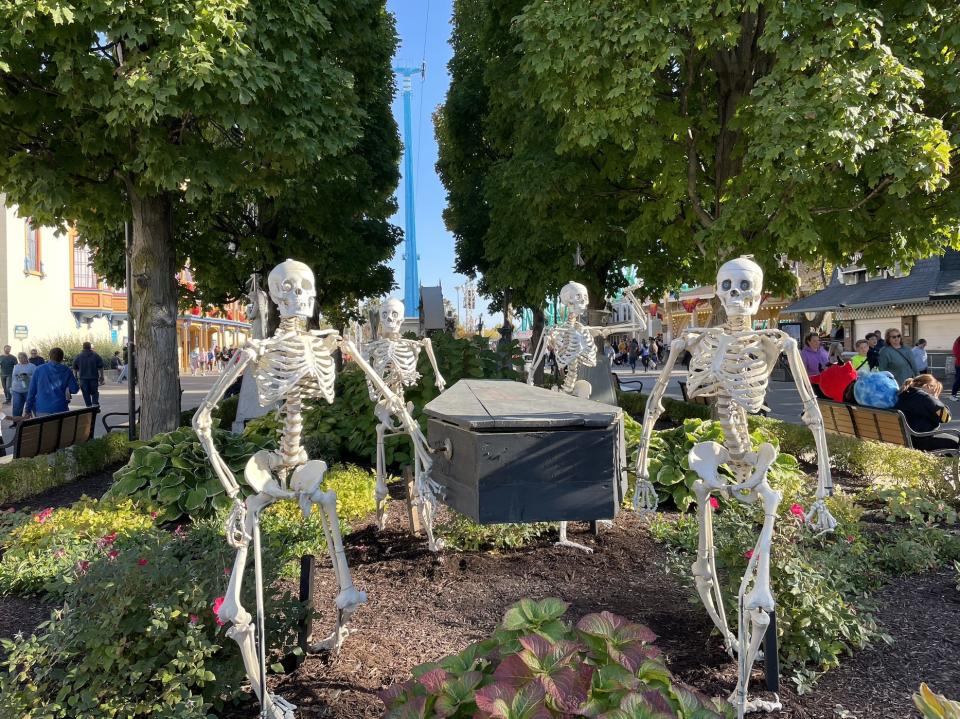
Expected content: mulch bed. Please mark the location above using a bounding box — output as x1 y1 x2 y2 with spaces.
219 507 956 719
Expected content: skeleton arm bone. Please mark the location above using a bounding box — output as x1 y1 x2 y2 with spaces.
632 336 692 511
341 338 408 418
526 325 550 385
193 347 257 500
781 335 837 532
421 337 446 391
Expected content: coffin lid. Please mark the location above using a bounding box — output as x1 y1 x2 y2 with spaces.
424 379 621 430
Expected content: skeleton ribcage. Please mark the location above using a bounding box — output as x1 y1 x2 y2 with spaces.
254 333 337 406
365 339 421 401
686 331 769 414
551 324 597 369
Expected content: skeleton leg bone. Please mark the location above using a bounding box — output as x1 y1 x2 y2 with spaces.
218 492 295 719
374 422 389 530
556 521 594 553
691 477 735 654
309 488 366 653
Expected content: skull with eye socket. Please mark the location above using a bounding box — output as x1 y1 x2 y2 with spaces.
267 259 316 319
379 298 405 335
559 281 589 315
716 256 763 318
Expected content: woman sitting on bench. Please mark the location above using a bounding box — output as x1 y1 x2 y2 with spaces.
894 374 957 451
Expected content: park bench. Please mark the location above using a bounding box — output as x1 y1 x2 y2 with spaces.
611 374 643 393
101 388 184 433
0 406 98 459
818 398 960 466
678 380 712 406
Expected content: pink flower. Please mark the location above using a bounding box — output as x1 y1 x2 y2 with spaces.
137 558 148 566
212 597 225 627
846 535 855 544
173 525 185 537
98 532 118 548
76 560 90 574
34 507 54 524
709 497 719 510
744 549 755 560
789 504 805 517
53 548 66 559
189 614 199 624
108 550 120 560
150 511 158 520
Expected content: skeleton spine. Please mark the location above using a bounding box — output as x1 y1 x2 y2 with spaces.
717 395 750 461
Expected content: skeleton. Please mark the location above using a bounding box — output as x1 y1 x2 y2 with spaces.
633 257 836 718
364 298 446 549
527 281 644 551
194 259 414 719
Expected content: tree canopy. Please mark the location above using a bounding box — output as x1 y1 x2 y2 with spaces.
0 0 400 435
439 0 959 307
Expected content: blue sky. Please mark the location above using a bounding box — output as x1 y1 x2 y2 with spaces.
385 0 492 325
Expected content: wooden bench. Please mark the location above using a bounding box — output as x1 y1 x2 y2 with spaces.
678 380 712 406
818 399 960 460
611 374 643 393
0 406 99 459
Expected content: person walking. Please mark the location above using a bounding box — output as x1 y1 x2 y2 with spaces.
27 349 45 366
640 341 650 370
0 345 16 404
24 347 79 417
877 328 918 387
10 352 35 418
800 332 829 377
911 339 929 374
850 339 870 371
206 348 216 373
72 342 105 407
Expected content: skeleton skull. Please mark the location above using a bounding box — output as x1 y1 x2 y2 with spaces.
559 281 589 315
268 259 316 319
380 298 404 335
716 257 763 318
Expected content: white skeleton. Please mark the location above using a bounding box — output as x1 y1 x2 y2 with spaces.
633 257 836 718
527 281 644 552
364 298 446 550
194 259 413 719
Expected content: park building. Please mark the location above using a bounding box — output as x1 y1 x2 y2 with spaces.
0 198 250 369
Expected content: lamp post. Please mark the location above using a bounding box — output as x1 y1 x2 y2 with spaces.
125 221 137 441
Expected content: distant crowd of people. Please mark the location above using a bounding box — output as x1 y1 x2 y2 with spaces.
800 329 960 452
188 345 238 376
603 334 666 374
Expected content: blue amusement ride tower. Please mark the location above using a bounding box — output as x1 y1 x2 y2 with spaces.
394 63 423 319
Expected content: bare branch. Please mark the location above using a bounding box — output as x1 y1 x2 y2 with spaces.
812 177 894 215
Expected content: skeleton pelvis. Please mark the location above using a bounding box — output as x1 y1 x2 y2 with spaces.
245 450 281 493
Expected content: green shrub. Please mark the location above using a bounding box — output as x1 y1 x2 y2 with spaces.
0 525 305 719
380 597 732 718
180 394 239 429
0 498 156 599
106 425 274 522
32 332 121 368
0 432 130 505
438 511 554 551
616 391 712 423
866 486 959 526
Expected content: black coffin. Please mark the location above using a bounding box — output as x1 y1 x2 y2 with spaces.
424 379 624 524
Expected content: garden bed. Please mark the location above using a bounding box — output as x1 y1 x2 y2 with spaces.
213 507 959 719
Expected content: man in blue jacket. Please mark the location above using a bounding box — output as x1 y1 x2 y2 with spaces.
25 347 79 417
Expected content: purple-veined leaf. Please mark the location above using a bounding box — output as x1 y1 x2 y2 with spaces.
540 665 591 713
418 667 450 695
494 653 535 687
510 682 552 719
519 634 554 659
476 682 516 718
379 679 415 704
388 695 429 719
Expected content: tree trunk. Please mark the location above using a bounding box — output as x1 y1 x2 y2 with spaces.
129 189 181 439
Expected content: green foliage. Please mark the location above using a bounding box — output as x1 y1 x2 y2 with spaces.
380 598 732 718
179 394 238 429
31 333 121 368
106 425 274 522
0 498 156 600
438 512 553 552
915 684 960 719
0 523 305 719
0 432 130 505
867 486 959 526
245 334 521 473
617 391 711 424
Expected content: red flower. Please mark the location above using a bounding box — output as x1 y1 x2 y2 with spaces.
212 596 226 626
744 549 755 560
34 507 54 524
76 560 90 574
846 535 855 544
98 532 118 548
789 503 805 517
224 567 231 576
137 558 148 566
189 614 200 624
173 525 185 537
709 497 719 510
150 511 158 520
108 550 120 560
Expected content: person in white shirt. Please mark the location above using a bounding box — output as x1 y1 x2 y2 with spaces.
912 339 929 374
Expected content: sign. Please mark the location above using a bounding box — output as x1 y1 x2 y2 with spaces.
13 325 28 339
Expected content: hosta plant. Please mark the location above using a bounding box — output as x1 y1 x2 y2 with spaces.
379 597 732 718
106 425 275 522
915 684 960 719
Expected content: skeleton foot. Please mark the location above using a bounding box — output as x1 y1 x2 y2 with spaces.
374 484 389 531
310 592 366 654
263 693 297 719
727 691 782 715
556 522 593 553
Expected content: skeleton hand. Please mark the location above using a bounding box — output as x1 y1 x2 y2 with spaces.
224 499 249 548
632 477 659 514
436 378 446 392
805 499 837 534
